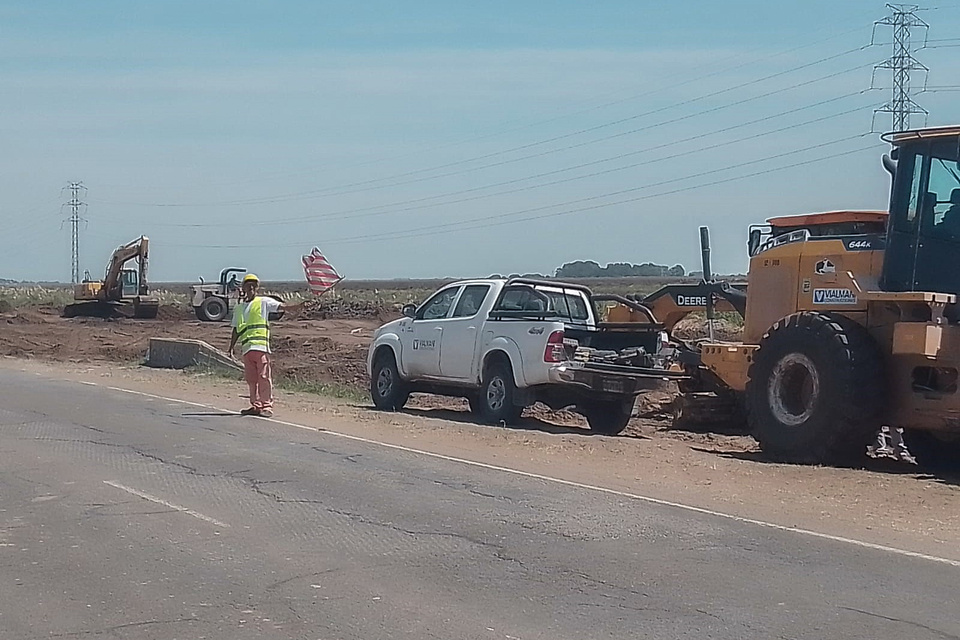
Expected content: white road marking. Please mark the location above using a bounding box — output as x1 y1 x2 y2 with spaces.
103 480 229 528
86 382 960 568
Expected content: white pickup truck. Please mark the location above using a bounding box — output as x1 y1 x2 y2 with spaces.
367 278 685 434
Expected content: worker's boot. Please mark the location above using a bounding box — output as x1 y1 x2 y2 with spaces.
240 407 261 416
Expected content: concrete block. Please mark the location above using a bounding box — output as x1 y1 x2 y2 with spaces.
145 337 242 375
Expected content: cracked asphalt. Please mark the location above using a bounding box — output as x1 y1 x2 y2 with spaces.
0 369 958 639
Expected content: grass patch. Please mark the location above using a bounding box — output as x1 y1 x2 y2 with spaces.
276 376 367 403
185 364 366 403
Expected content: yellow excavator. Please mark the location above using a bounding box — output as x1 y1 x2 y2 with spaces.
63 236 159 319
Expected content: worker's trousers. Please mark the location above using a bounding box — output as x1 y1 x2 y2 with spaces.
243 350 274 410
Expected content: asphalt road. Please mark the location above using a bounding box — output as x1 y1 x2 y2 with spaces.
0 368 957 640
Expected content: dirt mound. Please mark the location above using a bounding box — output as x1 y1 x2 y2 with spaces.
673 317 743 342
2 310 50 325
155 305 192 321
302 297 395 321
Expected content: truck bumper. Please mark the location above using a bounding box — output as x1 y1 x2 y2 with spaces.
548 362 685 396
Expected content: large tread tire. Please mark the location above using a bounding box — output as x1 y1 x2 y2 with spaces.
746 312 885 465
479 361 523 425
581 399 633 435
902 430 960 472
370 351 409 411
199 297 228 322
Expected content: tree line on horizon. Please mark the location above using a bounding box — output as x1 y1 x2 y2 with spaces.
554 260 686 279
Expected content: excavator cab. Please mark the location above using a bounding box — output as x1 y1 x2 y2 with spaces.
882 126 960 297
119 269 139 297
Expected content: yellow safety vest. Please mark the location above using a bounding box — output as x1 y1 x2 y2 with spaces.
236 297 270 351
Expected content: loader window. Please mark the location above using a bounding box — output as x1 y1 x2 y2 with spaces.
884 137 960 295
929 158 960 238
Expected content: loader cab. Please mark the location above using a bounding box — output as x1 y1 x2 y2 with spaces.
882 127 960 296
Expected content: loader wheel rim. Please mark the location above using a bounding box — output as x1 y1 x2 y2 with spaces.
487 376 506 411
376 366 394 398
768 353 820 426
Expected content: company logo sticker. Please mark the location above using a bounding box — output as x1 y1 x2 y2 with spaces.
675 294 708 306
815 259 836 275
412 339 437 350
813 288 858 305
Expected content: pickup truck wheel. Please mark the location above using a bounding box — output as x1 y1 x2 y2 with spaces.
479 363 522 425
582 399 633 436
370 353 409 411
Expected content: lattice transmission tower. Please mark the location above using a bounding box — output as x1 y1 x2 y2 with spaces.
872 4 930 132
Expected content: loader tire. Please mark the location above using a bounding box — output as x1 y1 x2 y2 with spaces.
902 430 960 472
199 296 228 322
581 398 633 435
746 312 884 465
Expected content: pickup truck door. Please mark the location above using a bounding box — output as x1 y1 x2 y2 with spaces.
439 284 492 381
404 286 461 378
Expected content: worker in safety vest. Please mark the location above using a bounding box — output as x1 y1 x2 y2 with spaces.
228 273 303 417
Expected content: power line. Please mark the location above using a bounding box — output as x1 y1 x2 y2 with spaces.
872 4 930 132
90 41 882 209
167 133 877 249
94 23 876 195
121 94 876 229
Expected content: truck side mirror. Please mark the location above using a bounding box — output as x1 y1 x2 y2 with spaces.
402 304 417 319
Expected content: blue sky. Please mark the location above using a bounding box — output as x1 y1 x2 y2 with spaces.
2 1 959 282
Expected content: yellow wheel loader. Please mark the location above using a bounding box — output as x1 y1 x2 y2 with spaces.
614 126 960 469
63 236 159 320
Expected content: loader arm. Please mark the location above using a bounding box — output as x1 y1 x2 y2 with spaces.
634 282 747 333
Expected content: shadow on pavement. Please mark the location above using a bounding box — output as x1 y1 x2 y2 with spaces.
691 446 960 486
181 411 241 417
368 406 648 439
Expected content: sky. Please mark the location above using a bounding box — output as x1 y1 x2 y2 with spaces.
2 0 959 283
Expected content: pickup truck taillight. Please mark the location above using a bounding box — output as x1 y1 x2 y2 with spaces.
544 330 566 363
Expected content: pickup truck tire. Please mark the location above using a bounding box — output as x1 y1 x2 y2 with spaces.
581 399 633 435
370 352 409 411
746 312 884 465
479 362 523 425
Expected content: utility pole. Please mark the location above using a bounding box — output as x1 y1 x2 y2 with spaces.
872 4 929 133
61 182 87 284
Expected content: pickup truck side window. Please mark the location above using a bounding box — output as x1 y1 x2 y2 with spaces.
418 287 460 320
451 285 490 318
496 287 546 312
542 291 589 321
